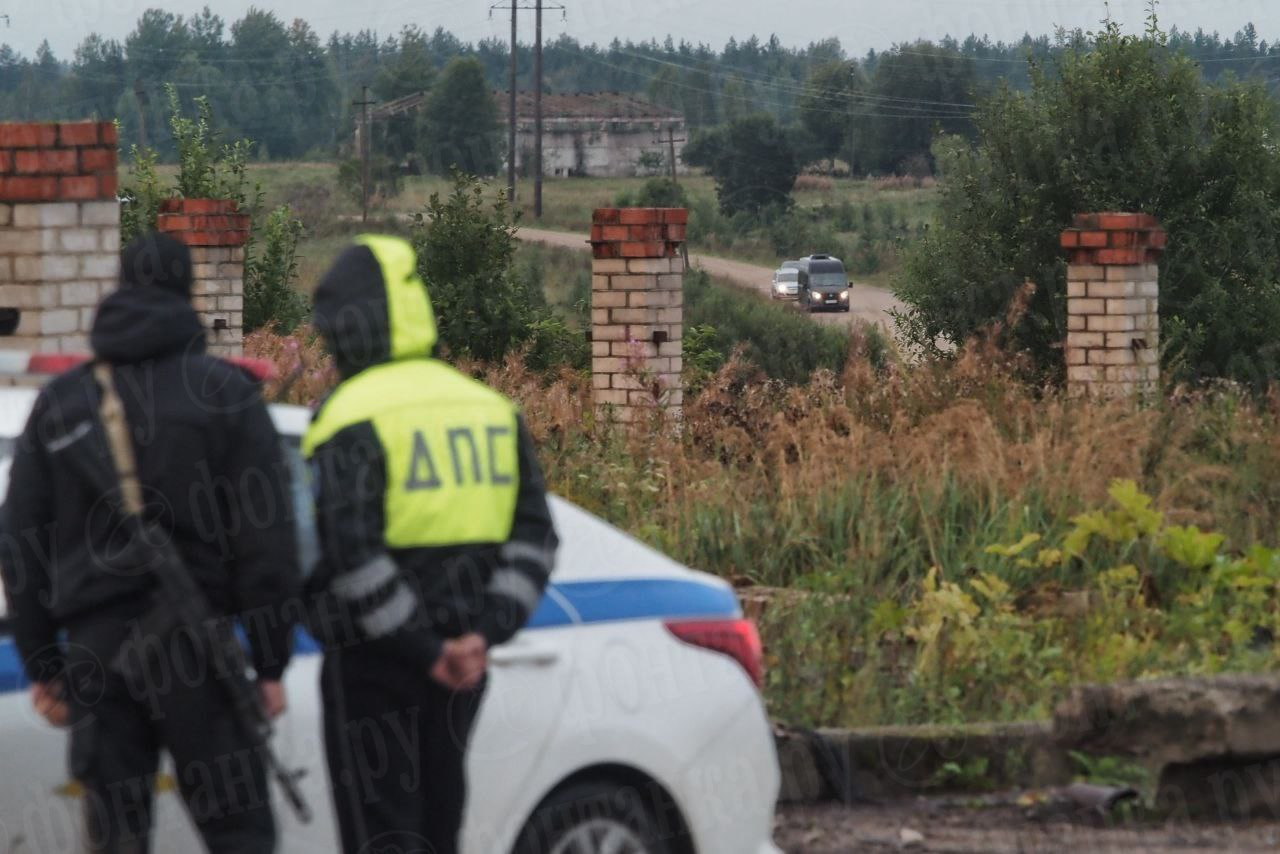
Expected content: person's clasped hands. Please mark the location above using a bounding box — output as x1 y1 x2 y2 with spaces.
429 632 488 692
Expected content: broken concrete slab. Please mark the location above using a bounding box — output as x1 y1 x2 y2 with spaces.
776 721 1073 803
1054 674 1280 818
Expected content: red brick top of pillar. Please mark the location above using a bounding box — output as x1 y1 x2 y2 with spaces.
156 198 251 247
0 121 118 202
1060 212 1166 265
590 207 688 259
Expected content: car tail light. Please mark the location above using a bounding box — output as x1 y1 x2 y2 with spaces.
665 618 764 688
14 351 276 382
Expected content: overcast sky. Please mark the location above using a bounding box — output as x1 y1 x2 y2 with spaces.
18 0 1280 61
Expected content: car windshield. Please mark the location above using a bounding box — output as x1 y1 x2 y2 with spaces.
810 273 847 288
777 270 798 281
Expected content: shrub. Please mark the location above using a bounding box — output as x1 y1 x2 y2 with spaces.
244 207 308 334
898 16 1280 386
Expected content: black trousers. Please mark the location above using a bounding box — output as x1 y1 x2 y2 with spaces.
66 620 276 854
321 644 486 854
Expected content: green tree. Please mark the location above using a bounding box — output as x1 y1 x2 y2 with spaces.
897 18 1280 386
684 114 798 216
798 60 865 171
418 57 500 175
412 172 540 361
860 42 976 175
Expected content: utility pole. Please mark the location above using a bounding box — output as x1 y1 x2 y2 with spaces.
665 125 685 183
491 0 563 218
508 1 517 205
353 84 376 224
534 0 543 219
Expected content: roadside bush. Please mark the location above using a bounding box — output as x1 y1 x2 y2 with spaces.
119 86 308 335
614 176 689 209
337 155 404 208
244 207 309 334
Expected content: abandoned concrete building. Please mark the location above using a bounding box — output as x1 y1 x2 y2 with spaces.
364 90 688 179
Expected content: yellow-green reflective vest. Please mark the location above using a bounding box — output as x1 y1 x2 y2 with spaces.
303 359 520 548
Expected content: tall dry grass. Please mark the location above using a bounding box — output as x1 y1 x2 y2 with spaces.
248 327 1280 726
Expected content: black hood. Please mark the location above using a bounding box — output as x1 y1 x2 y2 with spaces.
90 285 206 364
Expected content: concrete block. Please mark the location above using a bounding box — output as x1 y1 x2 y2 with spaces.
40 309 78 335
1090 348 1135 366
1106 332 1141 349
1106 298 1148 315
591 275 612 291
79 253 117 280
1068 298 1105 315
1087 315 1137 332
1068 365 1102 383
1066 348 1088 365
1136 281 1159 298
216 263 245 279
99 228 120 252
626 257 674 275
1106 263 1158 281
592 291 627 308
591 372 611 389
0 229 41 254
0 283 42 308
657 274 684 290
79 200 120 226
591 259 629 275
1066 265 1105 282
593 389 628 406
0 205 11 227
592 357 626 373
611 372 646 391
218 295 243 312
1087 281 1136 299
192 263 220 280
43 255 78 281
612 274 660 291
592 324 627 341
58 281 99 307
1066 332 1105 349
591 341 611 357
1067 314 1086 331
1067 281 1087 298
13 255 40 282
58 228 99 253
656 307 682 324
610 308 649 324
591 308 610 325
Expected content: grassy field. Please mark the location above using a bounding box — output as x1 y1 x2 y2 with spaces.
127 161 939 291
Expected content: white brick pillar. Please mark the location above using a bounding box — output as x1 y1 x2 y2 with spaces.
589 207 687 422
0 121 120 353
156 199 249 357
1061 212 1165 399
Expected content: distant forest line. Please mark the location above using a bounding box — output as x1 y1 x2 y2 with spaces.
5 8 1280 169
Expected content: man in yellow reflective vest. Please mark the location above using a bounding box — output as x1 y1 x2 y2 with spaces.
303 235 558 854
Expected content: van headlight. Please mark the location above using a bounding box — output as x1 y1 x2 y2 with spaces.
839 290 849 301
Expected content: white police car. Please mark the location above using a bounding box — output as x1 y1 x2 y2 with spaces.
0 357 780 854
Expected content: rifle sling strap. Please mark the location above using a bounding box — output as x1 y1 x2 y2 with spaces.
93 362 145 518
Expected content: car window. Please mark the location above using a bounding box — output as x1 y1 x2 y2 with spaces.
810 273 847 287
777 270 798 281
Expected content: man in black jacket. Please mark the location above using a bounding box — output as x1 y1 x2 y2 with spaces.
304 234 558 854
1 232 300 853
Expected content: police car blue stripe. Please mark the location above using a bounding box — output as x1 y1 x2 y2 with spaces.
0 578 741 693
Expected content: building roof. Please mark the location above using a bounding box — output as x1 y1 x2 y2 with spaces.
497 91 681 122
366 89 683 125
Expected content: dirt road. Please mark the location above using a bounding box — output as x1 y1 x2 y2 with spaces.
516 226 903 330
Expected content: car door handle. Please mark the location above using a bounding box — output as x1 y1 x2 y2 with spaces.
490 644 559 667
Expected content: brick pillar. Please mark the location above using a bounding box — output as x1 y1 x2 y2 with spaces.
589 207 687 422
0 121 119 353
1060 212 1166 399
157 199 250 357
